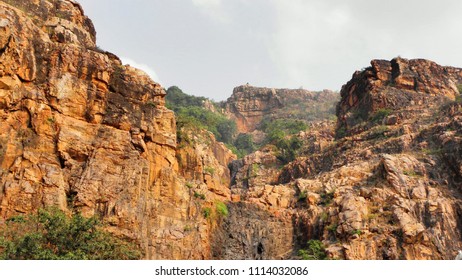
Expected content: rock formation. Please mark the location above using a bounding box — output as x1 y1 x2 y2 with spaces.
224 84 338 134
0 0 234 259
224 58 462 260
337 57 462 134
1 0 462 260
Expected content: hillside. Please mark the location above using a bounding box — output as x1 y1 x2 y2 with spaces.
227 58 462 259
0 0 461 260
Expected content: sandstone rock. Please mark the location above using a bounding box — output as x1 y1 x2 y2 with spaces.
213 203 294 260
383 114 400 125
393 208 425 244
0 0 233 260
2 0 462 261
337 57 462 133
224 85 338 133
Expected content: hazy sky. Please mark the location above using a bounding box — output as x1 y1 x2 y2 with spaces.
77 0 462 100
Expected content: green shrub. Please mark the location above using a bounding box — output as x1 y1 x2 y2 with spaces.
166 86 237 144
457 84 462 94
298 191 307 201
203 207 211 219
194 192 206 200
0 208 141 260
204 166 215 176
320 191 335 206
402 170 422 177
215 201 228 217
336 126 347 138
456 94 462 103
370 125 389 139
326 223 338 233
234 133 256 156
146 101 157 107
320 212 329 222
260 118 308 136
371 108 393 124
298 240 327 260
274 136 303 164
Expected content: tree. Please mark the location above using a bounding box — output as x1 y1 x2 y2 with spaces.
0 208 142 260
298 240 327 260
234 133 256 155
166 86 237 146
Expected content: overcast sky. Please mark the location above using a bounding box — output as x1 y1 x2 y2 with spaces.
77 0 462 100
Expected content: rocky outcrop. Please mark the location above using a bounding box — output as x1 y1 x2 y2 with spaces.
224 85 282 133
225 58 462 260
0 0 234 259
176 127 236 199
212 203 295 260
224 85 338 133
337 58 462 134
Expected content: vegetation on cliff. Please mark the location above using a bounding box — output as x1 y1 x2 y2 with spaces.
259 118 306 163
298 240 327 260
166 86 237 144
167 86 311 161
0 208 142 260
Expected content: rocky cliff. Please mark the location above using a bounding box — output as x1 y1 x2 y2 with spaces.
337 57 462 134
226 58 462 260
224 84 338 134
1 0 462 260
0 0 235 259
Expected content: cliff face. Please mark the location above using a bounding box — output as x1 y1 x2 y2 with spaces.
0 0 234 259
337 57 462 134
2 0 462 261
223 58 462 260
224 85 338 134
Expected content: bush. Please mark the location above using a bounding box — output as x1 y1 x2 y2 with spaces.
457 84 462 94
0 208 142 260
234 133 256 156
204 166 215 175
276 136 303 164
456 94 462 103
194 192 206 200
371 108 393 124
203 208 211 219
336 126 347 138
215 201 228 217
166 86 206 108
298 240 327 260
260 118 308 137
298 191 307 201
259 118 306 164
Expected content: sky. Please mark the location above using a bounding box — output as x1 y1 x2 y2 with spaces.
77 0 462 101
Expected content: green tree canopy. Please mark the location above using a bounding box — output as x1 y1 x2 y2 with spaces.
0 208 142 260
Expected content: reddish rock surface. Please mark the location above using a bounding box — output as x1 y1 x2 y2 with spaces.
224 84 338 133
337 57 462 134
0 0 234 259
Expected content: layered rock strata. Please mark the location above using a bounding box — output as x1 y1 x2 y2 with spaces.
337 57 462 133
224 85 338 133
0 0 234 259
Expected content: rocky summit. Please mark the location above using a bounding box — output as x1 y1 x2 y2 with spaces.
1 0 462 260
224 84 338 134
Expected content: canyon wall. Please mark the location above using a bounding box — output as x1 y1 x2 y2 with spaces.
0 0 234 259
